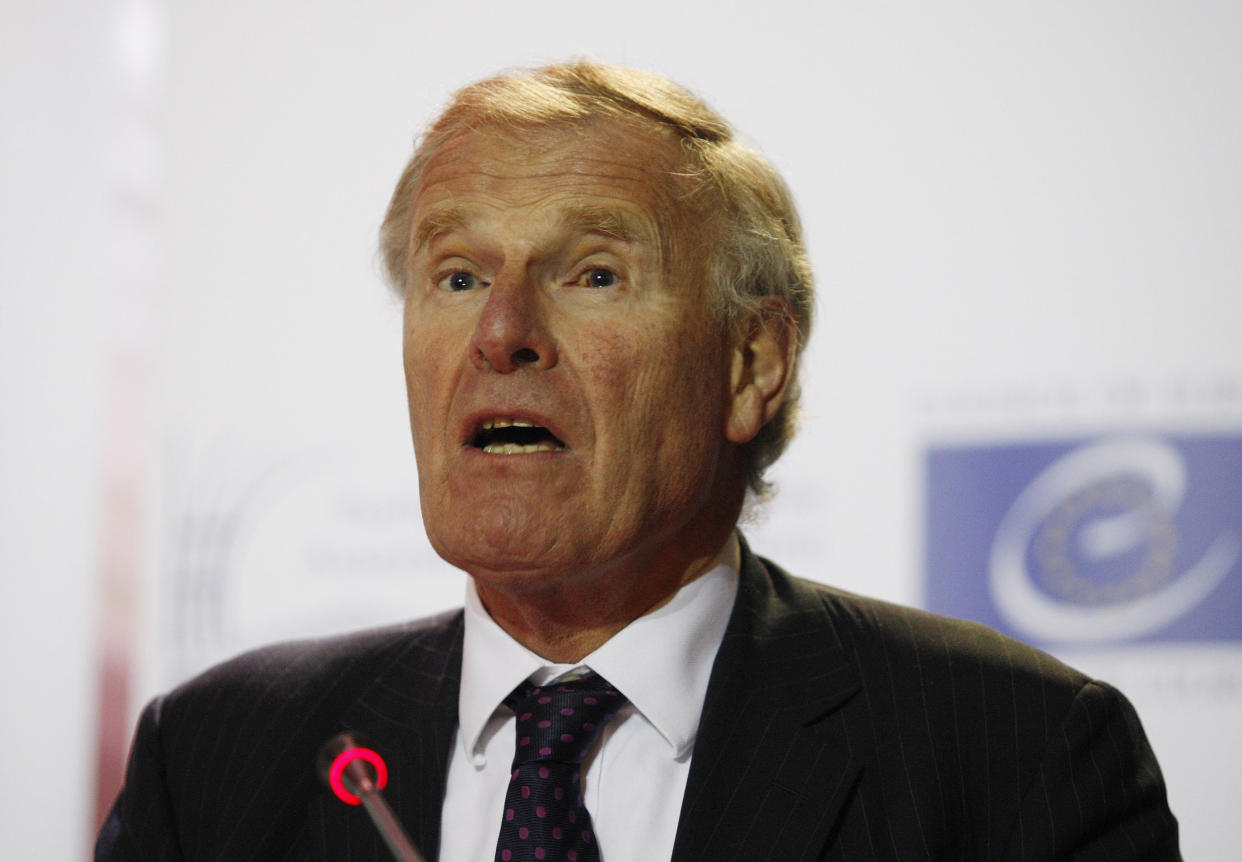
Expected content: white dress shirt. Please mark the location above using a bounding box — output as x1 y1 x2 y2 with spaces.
438 535 740 862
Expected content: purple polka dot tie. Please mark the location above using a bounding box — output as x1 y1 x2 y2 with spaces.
494 672 626 862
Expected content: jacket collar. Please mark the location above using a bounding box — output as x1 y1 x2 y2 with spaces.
672 537 862 862
297 537 863 862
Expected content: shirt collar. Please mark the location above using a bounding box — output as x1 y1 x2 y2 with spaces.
457 533 740 761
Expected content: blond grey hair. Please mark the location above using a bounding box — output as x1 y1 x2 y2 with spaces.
380 61 814 498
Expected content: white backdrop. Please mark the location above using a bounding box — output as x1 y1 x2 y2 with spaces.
4 1 1241 859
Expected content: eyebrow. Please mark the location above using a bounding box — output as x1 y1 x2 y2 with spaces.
555 204 656 247
410 202 660 257
411 204 469 255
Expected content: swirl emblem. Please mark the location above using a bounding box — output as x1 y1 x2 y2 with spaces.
989 437 1238 642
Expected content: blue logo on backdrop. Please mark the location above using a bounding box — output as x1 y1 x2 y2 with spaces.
924 435 1242 644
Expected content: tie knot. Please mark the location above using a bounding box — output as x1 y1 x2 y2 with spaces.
506 672 626 767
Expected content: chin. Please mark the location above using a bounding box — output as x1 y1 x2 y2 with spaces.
426 504 585 579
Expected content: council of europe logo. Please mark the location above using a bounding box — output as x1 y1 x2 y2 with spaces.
924 434 1242 644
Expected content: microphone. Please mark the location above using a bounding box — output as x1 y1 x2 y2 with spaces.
316 732 427 862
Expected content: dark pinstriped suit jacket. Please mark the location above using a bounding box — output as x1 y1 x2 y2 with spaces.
97 542 1180 860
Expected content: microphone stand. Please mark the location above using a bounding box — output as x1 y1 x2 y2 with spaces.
318 732 427 862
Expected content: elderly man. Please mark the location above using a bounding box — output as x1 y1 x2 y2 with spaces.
98 62 1179 861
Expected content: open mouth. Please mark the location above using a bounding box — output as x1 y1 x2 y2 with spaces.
469 419 567 454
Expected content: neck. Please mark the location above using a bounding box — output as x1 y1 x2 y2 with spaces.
474 527 737 664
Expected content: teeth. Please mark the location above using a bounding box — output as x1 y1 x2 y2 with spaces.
481 442 560 455
481 418 536 431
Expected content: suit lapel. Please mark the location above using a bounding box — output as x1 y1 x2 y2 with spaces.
672 542 862 862
304 612 463 862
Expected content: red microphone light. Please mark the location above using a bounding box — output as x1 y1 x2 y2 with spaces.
316 732 426 862
327 746 389 806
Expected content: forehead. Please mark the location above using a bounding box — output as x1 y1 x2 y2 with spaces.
409 121 693 244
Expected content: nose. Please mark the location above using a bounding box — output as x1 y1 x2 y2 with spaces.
470 275 558 373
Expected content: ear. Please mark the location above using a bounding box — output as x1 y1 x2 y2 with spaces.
724 300 798 445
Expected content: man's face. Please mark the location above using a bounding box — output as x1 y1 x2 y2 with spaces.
402 121 748 605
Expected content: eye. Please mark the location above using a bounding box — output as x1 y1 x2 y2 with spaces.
577 268 617 289
438 271 480 292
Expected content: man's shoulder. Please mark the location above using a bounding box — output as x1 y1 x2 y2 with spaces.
105 610 466 858
695 549 1178 859
751 551 1091 704
157 608 465 725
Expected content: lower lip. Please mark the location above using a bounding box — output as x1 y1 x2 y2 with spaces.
461 445 570 461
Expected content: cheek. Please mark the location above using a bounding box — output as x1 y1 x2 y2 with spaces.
581 318 727 456
578 324 672 415
403 323 454 446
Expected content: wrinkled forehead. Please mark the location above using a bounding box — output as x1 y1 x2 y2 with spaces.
410 120 704 261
